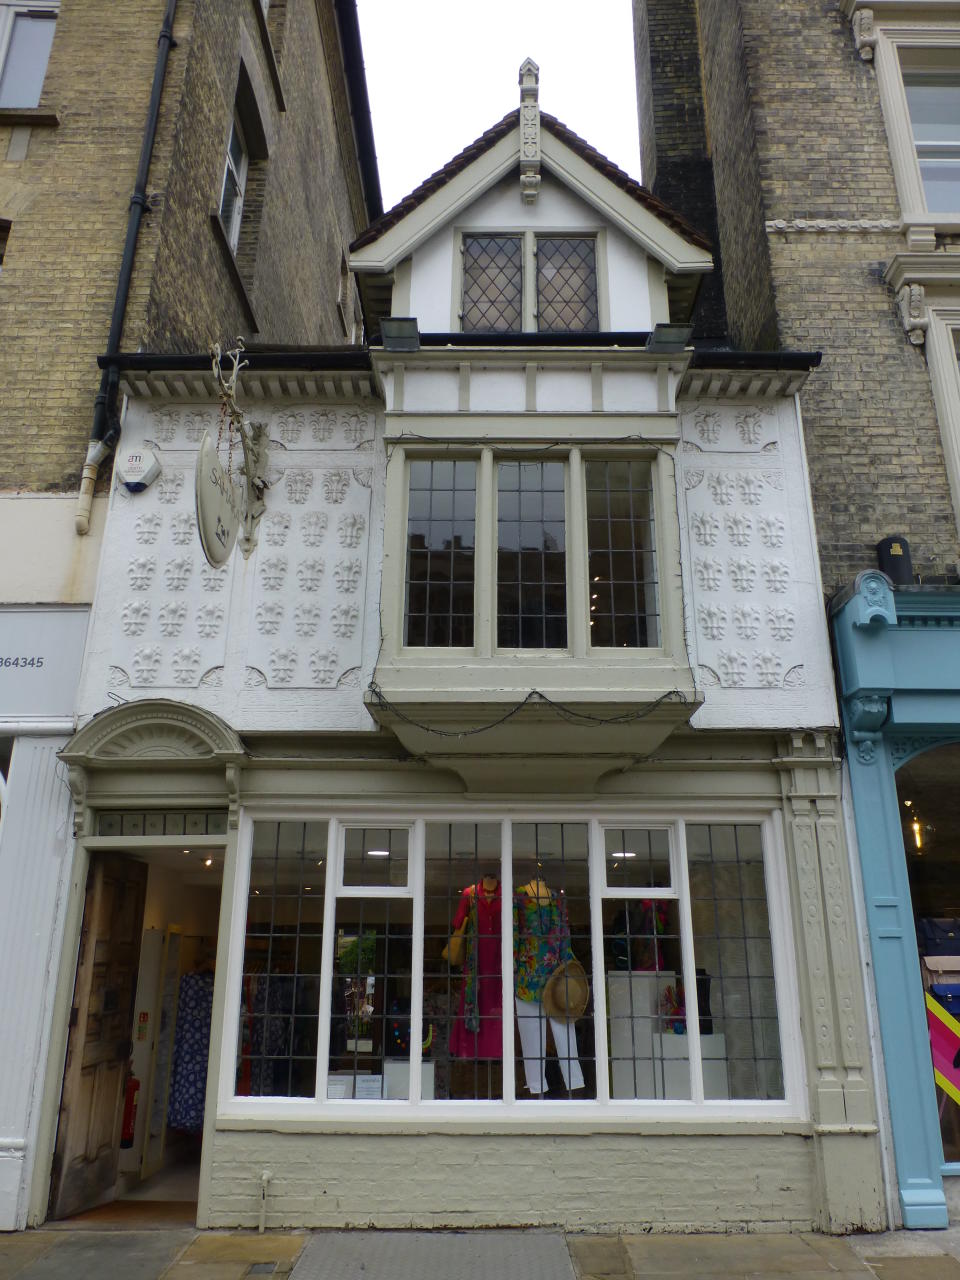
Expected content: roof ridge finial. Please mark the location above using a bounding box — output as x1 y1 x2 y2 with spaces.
518 58 541 204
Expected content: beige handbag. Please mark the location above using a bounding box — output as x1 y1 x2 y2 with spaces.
442 917 468 967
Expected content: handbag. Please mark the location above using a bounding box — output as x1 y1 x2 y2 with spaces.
931 983 960 1014
441 916 467 968
918 918 960 957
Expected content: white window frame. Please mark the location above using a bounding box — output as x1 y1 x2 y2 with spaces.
219 114 249 254
847 2 960 235
456 229 608 334
391 444 669 661
0 1 58 110
217 804 807 1127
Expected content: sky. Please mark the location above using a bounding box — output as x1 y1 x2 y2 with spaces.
355 1 644 213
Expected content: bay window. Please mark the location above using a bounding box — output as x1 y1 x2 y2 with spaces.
229 816 794 1112
402 451 660 652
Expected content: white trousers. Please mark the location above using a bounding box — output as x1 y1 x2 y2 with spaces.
515 996 585 1094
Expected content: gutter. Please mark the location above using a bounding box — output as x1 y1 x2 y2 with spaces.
333 0 382 222
98 347 372 373
75 0 178 536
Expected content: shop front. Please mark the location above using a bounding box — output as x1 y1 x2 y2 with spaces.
833 571 960 1228
30 698 885 1233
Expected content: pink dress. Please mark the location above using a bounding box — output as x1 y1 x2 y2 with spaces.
449 882 503 1060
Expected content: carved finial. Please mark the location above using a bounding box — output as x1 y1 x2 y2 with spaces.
519 58 541 204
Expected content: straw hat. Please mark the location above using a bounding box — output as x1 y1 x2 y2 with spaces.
541 958 590 1021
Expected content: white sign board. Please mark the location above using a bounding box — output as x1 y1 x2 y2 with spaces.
195 430 242 567
0 607 89 719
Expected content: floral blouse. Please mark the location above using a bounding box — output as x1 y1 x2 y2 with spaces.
513 888 574 1002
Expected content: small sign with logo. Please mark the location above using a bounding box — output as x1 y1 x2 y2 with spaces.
195 430 242 567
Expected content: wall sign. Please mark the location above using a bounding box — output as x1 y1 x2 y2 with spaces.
0 607 89 719
117 448 161 492
195 430 242 567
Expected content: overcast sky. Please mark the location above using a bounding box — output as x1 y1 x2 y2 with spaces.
355 1 644 213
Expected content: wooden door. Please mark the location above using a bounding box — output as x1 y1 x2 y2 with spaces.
49 853 148 1219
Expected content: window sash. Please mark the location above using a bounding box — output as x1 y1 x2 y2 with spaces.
228 813 795 1114
401 450 660 653
0 8 57 109
220 117 248 252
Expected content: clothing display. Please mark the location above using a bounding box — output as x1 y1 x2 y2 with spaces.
449 880 503 1060
515 996 585 1094
513 882 575 1001
167 970 214 1132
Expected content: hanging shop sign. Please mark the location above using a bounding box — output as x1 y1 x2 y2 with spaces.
195 430 242 567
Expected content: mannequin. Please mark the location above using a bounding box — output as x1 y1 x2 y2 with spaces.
513 874 584 1094
447 873 503 1060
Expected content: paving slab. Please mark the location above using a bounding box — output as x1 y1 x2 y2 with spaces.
849 1232 956 1259
863 1257 960 1279
7 1229 194 1280
567 1234 629 1276
797 1234 874 1272
0 1233 59 1280
621 1232 830 1275
159 1266 248 1280
291 1230 575 1280
180 1233 306 1265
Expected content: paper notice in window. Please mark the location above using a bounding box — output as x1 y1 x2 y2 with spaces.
354 1075 384 1100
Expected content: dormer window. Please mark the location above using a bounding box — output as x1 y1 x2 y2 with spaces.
460 232 599 334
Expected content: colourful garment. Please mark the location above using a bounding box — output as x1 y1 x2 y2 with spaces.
513 887 574 1002
167 970 214 1131
449 882 503 1060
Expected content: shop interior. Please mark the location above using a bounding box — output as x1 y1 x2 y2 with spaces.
898 744 960 1164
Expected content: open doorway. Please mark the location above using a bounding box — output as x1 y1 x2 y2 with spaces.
48 832 224 1223
896 743 960 1169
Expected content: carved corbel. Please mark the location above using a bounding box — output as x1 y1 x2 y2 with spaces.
66 765 90 839
850 570 896 629
519 58 541 205
852 9 877 60
896 281 928 346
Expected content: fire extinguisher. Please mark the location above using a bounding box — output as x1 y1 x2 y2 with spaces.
120 1065 140 1149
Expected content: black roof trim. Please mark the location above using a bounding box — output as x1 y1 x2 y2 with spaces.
334 0 383 221
98 348 372 372
689 349 822 371
412 331 655 349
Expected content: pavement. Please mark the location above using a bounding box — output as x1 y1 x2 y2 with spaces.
4 1224 960 1280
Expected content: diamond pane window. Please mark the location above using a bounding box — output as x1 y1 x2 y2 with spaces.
536 237 599 333
586 460 659 648
461 236 522 333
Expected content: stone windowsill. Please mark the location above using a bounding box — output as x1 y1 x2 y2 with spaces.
209 212 259 334
249 0 285 113
0 107 60 127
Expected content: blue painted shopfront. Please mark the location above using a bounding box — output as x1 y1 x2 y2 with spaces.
833 572 960 1229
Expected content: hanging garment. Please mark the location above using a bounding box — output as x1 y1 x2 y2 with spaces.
515 995 585 1094
167 970 214 1132
449 881 503 1060
236 973 296 1097
513 886 575 1002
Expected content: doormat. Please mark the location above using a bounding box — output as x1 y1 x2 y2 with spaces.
290 1230 575 1280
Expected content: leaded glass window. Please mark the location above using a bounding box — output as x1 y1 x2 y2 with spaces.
404 459 476 647
497 460 567 649
586 460 659 647
461 236 522 333
536 237 599 332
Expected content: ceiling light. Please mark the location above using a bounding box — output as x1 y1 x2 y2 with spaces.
611 851 636 859
205 857 213 867
368 849 390 858
183 848 190 855
912 820 922 851
904 799 913 808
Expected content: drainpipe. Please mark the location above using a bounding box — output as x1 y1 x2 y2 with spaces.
75 0 178 535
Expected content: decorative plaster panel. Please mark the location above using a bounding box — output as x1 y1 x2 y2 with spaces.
677 400 838 730
77 400 384 733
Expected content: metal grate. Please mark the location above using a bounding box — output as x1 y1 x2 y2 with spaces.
497 461 567 649
586 459 659 648
536 236 598 332
461 235 522 332
405 460 476 647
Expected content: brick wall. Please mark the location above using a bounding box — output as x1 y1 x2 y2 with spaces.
636 0 960 584
205 1130 817 1230
0 0 367 493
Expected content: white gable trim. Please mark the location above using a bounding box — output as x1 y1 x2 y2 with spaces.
350 124 713 279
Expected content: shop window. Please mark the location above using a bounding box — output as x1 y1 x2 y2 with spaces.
402 452 659 651
0 3 57 109
460 233 599 333
232 817 789 1110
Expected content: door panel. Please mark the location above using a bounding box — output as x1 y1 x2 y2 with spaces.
49 853 147 1219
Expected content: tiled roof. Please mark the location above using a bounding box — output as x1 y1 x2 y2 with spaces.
349 109 712 254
